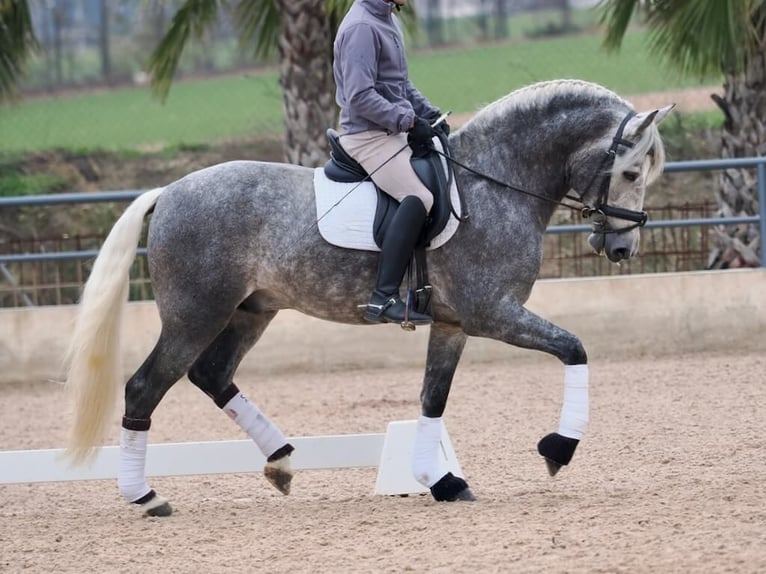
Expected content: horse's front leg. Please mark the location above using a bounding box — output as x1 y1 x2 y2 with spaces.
462 298 588 477
414 322 475 501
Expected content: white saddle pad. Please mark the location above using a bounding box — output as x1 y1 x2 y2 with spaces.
313 158 461 252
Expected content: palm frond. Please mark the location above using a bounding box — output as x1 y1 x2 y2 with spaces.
235 0 280 59
644 0 750 77
147 0 224 102
0 0 38 102
598 0 642 52
325 0 354 38
599 0 763 78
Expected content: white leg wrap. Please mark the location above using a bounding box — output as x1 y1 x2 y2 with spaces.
117 428 152 503
411 416 446 488
558 364 589 439
222 393 287 457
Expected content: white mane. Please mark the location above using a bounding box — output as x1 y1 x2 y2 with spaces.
467 79 665 183
479 79 630 118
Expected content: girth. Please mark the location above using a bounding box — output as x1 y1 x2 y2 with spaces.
324 129 452 249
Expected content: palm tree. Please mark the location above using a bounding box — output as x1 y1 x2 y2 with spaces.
600 0 764 268
149 1 417 167
148 0 335 167
3 1 417 167
0 0 37 102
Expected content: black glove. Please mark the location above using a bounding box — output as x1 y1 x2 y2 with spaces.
434 119 450 138
408 117 435 156
408 117 434 144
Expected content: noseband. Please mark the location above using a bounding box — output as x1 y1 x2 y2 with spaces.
578 111 648 235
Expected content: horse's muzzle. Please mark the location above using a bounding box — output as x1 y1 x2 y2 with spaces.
588 231 636 262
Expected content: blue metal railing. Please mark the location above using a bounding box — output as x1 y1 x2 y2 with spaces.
547 158 766 260
1 157 764 267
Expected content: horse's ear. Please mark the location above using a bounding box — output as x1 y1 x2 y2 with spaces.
652 104 675 125
633 103 675 136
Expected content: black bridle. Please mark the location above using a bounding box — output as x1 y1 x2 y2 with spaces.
576 110 648 235
437 110 649 235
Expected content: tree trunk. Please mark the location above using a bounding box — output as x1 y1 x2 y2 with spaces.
52 3 63 87
477 0 490 41
425 0 444 47
708 48 766 268
275 0 336 167
494 0 508 40
561 0 573 32
99 0 112 84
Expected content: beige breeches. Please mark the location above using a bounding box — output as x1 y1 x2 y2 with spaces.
339 130 434 213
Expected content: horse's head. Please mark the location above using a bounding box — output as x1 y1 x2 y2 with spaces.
573 104 674 263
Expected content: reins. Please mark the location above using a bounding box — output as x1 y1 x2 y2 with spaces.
280 110 647 263
434 148 585 215
438 110 649 235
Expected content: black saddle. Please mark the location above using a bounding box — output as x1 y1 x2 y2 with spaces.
323 129 453 249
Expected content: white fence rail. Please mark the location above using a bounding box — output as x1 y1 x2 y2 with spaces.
0 434 384 484
0 421 464 497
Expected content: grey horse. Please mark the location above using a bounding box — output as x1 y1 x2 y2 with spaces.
65 79 672 516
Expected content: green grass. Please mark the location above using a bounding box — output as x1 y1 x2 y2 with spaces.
410 32 717 114
0 30 719 154
0 172 68 197
0 72 285 153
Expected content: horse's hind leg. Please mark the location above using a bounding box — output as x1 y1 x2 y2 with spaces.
187 308 294 495
414 323 475 502
120 323 222 517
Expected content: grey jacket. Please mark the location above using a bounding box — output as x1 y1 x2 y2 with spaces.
333 0 438 135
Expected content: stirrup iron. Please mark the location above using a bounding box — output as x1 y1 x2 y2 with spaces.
401 289 416 332
364 296 397 318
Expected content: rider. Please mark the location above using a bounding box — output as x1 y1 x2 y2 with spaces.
333 0 449 325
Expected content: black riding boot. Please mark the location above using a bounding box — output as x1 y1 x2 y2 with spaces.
363 196 433 325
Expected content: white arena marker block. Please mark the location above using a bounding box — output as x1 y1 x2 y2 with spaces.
374 419 463 496
0 434 386 485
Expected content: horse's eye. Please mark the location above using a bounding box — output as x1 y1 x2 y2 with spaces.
623 171 639 182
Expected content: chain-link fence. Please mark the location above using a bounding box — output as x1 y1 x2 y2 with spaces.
540 202 717 279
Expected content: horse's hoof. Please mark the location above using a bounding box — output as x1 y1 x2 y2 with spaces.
429 472 475 502
145 501 173 517
537 433 579 476
264 456 293 495
544 458 563 477
454 487 476 501
139 493 173 517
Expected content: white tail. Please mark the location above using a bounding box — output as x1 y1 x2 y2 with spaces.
65 188 164 463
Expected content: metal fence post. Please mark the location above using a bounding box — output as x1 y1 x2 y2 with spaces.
758 160 766 268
